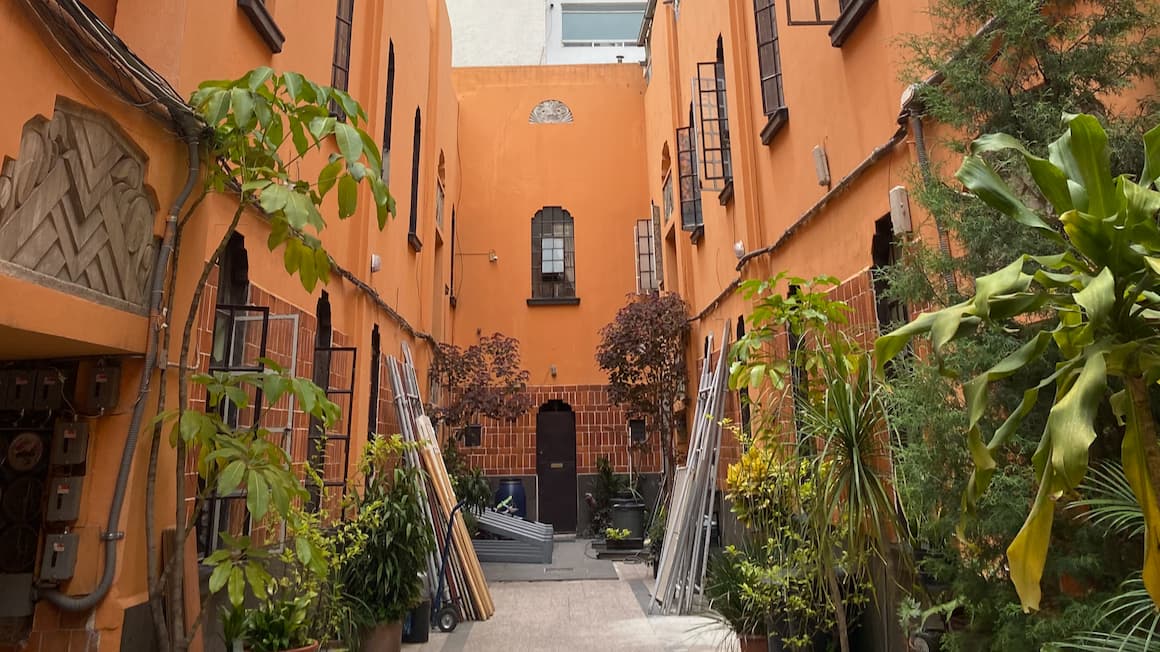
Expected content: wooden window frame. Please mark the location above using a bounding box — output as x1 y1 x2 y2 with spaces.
755 0 790 145
238 0 286 52
528 207 579 305
829 0 876 47
330 0 355 120
675 124 704 236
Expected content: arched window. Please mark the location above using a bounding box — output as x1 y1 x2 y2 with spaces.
529 207 577 302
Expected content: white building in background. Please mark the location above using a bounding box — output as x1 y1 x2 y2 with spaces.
446 0 647 67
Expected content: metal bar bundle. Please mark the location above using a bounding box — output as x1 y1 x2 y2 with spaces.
651 325 731 614
387 344 495 621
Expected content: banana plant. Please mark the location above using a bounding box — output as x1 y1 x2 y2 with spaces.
875 114 1160 611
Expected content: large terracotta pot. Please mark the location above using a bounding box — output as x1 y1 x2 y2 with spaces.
360 621 404 652
738 635 768 652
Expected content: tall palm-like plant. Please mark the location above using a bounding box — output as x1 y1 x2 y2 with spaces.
731 276 903 652
876 114 1160 611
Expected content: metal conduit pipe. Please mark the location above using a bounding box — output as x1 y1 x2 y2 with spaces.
38 138 200 611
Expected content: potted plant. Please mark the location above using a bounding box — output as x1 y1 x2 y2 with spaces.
338 435 435 652
223 591 319 652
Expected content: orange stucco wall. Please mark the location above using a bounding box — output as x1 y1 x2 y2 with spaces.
451 64 650 387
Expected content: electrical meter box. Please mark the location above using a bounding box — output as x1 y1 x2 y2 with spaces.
40 533 79 582
50 421 90 467
81 364 120 412
33 368 66 410
3 369 36 410
45 477 84 523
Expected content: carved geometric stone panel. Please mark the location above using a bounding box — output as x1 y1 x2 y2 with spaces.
529 99 574 124
0 98 157 311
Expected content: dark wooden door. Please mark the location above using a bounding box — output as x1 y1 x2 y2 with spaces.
536 409 577 532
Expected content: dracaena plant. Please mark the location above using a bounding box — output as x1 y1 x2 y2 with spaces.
875 114 1160 612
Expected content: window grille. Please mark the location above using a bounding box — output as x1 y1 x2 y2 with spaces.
330 0 355 120
755 0 787 116
635 219 659 294
696 43 732 186
662 173 675 222
675 126 703 231
531 207 576 298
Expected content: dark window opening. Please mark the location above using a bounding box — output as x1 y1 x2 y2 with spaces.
530 207 577 301
735 316 751 449
787 284 808 448
462 424 483 447
308 292 333 512
408 108 423 251
329 0 355 120
627 418 647 445
382 41 395 181
872 215 908 331
368 324 381 442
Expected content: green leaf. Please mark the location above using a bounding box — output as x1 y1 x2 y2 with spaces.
359 128 383 171
259 183 291 215
283 239 301 275
281 71 304 101
309 116 337 143
334 122 364 163
267 217 289 250
230 88 254 128
247 472 270 519
208 561 231 594
228 567 245 608
204 89 230 125
315 247 331 284
218 460 246 495
1073 267 1114 326
299 246 318 292
1117 381 1160 608
289 118 309 156
318 159 343 197
1142 123 1160 189
284 191 311 230
1006 464 1057 612
969 132 1074 214
1063 113 1116 219
1043 348 1107 490
956 156 1061 237
338 174 358 219
244 562 270 600
295 536 313 567
246 66 274 91
874 310 940 372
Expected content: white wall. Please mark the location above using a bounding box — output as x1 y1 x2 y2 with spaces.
446 0 646 67
446 0 547 67
544 0 646 65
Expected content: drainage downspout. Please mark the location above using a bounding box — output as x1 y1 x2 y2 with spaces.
39 138 199 611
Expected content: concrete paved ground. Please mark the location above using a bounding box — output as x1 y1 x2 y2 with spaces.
411 556 734 652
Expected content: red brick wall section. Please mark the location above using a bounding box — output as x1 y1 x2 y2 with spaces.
185 276 353 543
458 385 664 477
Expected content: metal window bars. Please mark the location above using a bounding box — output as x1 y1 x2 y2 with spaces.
755 0 788 115
307 345 357 515
696 61 732 187
199 304 270 557
531 207 577 298
675 126 704 231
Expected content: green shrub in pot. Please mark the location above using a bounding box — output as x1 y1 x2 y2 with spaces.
338 435 435 643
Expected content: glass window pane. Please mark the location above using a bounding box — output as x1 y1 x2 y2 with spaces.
562 5 646 41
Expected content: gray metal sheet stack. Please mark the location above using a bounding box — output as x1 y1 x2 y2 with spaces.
650 325 731 615
472 509 554 564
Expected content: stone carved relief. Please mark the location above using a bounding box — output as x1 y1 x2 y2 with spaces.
529 99 574 124
0 99 157 310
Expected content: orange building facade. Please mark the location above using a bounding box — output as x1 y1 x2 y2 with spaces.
0 0 964 649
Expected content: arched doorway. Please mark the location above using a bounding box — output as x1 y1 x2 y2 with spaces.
536 400 577 531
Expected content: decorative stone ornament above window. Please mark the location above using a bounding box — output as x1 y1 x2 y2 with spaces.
529 100 575 124
0 99 158 313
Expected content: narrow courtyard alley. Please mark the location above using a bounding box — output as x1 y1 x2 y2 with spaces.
414 540 725 652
